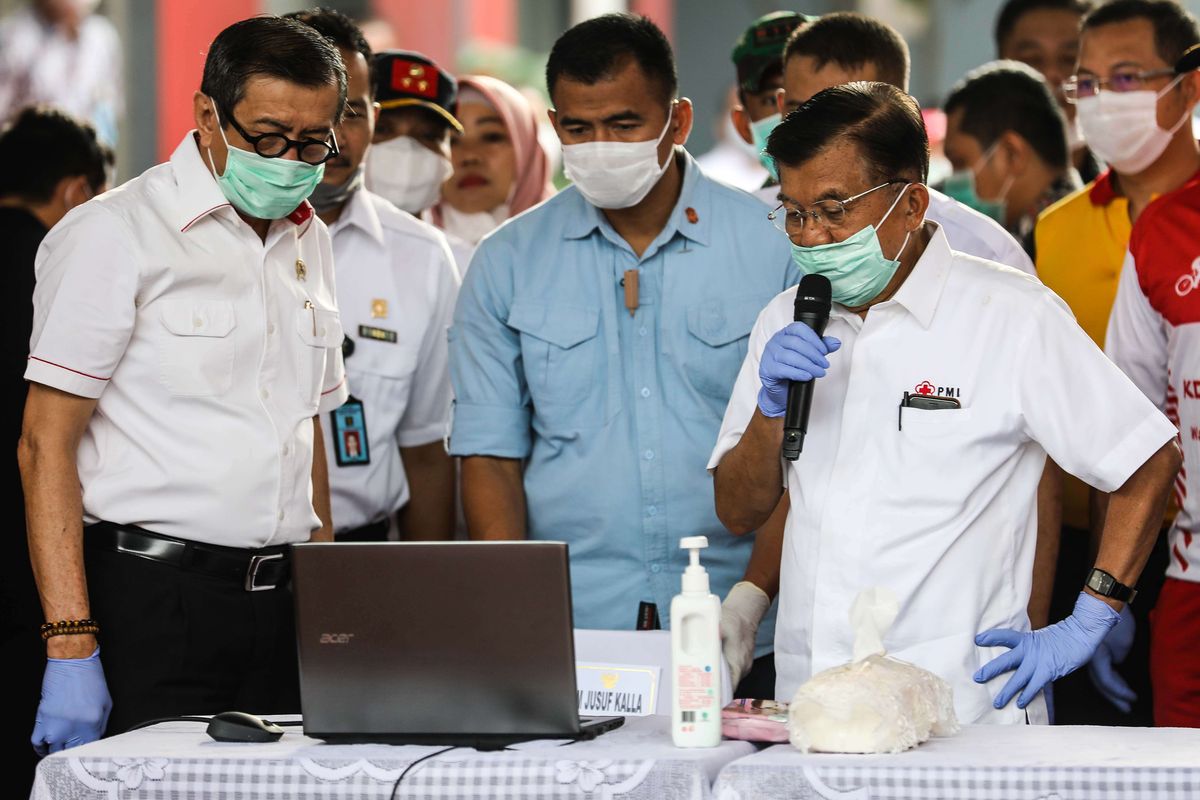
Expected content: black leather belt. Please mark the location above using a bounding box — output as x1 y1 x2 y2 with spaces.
336 518 390 541
85 522 290 592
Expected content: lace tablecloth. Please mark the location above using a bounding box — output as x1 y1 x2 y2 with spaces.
713 723 1200 800
32 715 754 799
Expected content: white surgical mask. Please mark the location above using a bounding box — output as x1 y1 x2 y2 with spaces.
365 136 453 214
561 105 675 209
1076 74 1189 174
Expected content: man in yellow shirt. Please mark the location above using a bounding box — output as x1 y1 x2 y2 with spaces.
1036 172 1131 532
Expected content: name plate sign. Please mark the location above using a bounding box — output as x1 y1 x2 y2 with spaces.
576 662 660 717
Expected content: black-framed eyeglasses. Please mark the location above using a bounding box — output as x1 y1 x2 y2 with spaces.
767 180 906 234
220 107 340 165
1062 68 1176 103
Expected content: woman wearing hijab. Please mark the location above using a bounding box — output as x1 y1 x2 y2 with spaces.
433 75 555 264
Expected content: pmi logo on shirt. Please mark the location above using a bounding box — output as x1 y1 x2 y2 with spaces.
914 380 961 399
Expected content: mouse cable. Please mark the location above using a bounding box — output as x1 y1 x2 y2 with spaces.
124 716 305 733
389 746 458 800
125 716 214 732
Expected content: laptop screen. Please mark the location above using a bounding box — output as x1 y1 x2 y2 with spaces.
292 541 581 740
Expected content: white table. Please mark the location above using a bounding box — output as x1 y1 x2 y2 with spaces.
31 715 754 800
713 724 1200 800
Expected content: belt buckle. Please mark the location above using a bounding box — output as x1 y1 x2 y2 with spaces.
245 553 284 592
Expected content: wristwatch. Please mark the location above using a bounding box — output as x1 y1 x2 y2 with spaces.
1086 568 1138 604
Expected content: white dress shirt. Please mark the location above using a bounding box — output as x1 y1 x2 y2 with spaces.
926 188 1036 276
710 223 1174 724
324 189 459 532
26 133 348 547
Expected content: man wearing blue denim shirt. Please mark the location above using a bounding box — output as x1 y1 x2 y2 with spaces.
449 13 798 698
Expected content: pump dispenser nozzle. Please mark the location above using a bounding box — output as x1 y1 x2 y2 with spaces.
680 536 710 594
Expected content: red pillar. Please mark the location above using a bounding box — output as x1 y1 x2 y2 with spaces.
370 0 456 68
156 0 261 162
632 0 673 42
465 0 516 45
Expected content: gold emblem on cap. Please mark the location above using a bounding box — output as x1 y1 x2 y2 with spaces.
295 258 307 281
371 299 388 319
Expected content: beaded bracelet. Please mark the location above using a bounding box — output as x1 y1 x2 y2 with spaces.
40 619 100 641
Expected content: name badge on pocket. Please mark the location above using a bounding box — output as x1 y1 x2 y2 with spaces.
332 396 370 466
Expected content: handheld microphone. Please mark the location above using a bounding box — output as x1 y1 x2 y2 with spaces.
781 274 832 461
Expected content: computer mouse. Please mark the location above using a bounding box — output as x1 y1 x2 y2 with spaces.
206 711 285 743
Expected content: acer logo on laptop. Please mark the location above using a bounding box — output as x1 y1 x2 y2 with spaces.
319 633 355 644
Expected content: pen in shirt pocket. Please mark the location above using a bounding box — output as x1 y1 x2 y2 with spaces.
304 299 316 336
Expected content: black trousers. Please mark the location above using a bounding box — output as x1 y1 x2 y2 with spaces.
2 510 43 797
84 544 300 736
734 653 777 700
1049 525 1168 726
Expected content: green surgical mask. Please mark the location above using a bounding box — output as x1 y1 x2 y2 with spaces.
750 113 781 181
789 183 913 308
208 105 325 220
941 144 1011 224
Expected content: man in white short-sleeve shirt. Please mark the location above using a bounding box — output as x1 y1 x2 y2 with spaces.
719 10 1042 694
18 17 348 753
291 9 458 541
709 82 1179 725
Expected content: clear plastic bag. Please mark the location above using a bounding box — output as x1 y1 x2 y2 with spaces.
786 588 960 754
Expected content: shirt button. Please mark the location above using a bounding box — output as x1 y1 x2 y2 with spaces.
192 317 203 329
319 327 327 337
643 449 655 461
647 505 657 516
267 323 276 335
278 509 285 521
640 387 651 398
260 388 270 400
639 327 648 337
650 563 662 574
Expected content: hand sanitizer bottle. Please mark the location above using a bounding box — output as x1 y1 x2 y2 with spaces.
671 536 722 747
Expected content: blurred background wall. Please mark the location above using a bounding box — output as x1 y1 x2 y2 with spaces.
3 0 1199 181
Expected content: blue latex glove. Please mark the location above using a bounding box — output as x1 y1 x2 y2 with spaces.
1087 604 1137 713
32 647 112 755
974 592 1119 710
757 322 841 417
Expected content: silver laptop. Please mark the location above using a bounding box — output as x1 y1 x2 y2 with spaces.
291 541 623 748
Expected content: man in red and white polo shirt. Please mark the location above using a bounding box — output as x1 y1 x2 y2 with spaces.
1108 173 1200 726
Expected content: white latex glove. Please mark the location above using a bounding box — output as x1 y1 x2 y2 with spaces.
720 581 771 689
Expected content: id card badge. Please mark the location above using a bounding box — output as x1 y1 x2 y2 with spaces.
332 396 370 467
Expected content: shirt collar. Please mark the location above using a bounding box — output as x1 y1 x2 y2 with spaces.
328 188 384 245
561 149 711 248
1088 169 1121 207
172 132 314 234
877 222 953 330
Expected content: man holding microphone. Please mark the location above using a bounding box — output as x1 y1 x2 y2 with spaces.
710 81 1179 723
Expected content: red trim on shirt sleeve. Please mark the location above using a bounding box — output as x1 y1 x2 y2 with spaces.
1129 182 1200 326
320 376 345 396
27 356 110 382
